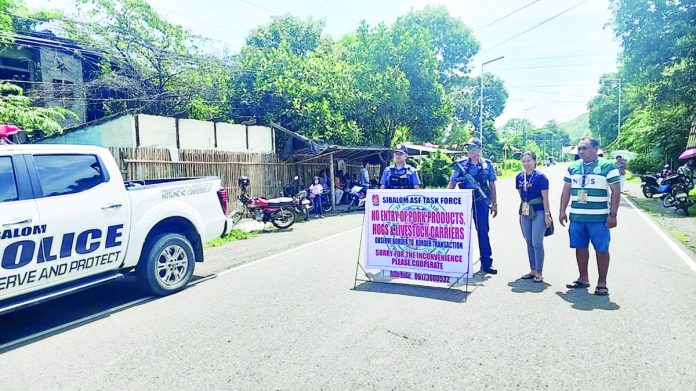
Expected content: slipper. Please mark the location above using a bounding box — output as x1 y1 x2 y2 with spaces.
533 276 544 283
594 287 609 296
566 280 590 289
521 273 535 280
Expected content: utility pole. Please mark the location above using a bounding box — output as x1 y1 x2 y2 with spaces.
618 76 622 140
617 0 623 141
479 56 504 146
523 105 536 146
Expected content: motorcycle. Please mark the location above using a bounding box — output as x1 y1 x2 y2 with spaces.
640 174 661 198
229 177 296 229
318 189 333 213
282 177 312 222
661 174 693 215
345 185 368 213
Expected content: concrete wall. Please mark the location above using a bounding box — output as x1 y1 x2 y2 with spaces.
179 119 215 149
36 125 101 145
216 123 247 152
38 114 275 153
39 47 86 127
137 115 177 148
36 114 135 147
247 125 274 153
99 115 136 147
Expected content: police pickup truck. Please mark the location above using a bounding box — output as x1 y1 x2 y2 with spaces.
0 144 230 315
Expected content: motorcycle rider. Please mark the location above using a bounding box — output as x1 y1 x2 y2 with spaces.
447 137 499 274
379 144 421 190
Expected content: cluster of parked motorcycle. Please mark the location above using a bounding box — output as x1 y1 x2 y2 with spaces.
228 176 375 230
640 171 694 216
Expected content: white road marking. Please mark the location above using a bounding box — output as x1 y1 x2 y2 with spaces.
623 195 696 273
217 226 363 276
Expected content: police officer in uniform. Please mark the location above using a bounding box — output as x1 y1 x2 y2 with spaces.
448 138 499 274
380 144 421 190
367 144 420 282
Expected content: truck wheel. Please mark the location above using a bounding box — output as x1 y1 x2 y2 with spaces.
137 233 195 296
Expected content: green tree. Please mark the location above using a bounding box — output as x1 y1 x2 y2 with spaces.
340 21 452 148
0 83 74 137
60 0 230 120
452 73 508 135
443 121 472 148
229 16 361 144
588 72 634 146
0 0 72 137
417 149 453 188
394 5 480 86
600 0 695 160
245 14 325 55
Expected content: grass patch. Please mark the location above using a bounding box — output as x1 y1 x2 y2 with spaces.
626 170 641 183
497 169 518 180
206 229 261 248
665 227 696 252
667 228 690 245
630 196 657 215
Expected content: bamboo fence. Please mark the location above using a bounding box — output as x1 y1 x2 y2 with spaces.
107 147 380 210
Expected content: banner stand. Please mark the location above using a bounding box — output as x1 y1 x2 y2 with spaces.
352 210 485 300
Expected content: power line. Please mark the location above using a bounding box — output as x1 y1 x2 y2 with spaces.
483 0 588 52
238 0 278 15
509 87 590 99
506 52 616 61
323 0 363 20
496 62 615 71
507 82 599 88
474 0 542 31
508 97 587 104
154 7 244 35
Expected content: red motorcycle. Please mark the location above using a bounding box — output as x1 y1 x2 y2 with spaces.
229 177 296 229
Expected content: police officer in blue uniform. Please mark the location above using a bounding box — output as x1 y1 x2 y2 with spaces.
368 144 421 282
380 144 421 190
448 138 499 274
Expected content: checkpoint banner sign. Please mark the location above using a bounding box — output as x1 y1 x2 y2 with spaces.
364 189 474 282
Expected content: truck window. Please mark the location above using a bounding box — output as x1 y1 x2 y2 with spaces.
34 154 105 197
0 157 19 202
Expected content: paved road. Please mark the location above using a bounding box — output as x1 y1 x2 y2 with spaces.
1 164 695 390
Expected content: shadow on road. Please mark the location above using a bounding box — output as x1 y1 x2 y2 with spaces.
0 277 155 353
353 281 472 303
508 278 551 293
555 289 621 311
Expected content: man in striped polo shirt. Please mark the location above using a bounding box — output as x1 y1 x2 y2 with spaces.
559 138 621 296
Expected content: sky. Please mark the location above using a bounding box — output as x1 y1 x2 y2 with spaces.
28 0 622 128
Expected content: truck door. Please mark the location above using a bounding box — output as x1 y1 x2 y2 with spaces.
0 153 44 301
29 152 131 287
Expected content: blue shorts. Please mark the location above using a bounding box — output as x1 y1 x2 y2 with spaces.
569 221 610 252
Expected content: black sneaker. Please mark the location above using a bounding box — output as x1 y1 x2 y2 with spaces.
481 267 498 275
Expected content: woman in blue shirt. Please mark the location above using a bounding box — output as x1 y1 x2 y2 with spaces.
516 152 552 283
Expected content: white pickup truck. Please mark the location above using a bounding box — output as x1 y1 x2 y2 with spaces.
0 144 229 315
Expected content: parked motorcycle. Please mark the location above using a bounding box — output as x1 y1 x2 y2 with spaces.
229 177 296 229
640 174 661 198
345 185 368 213
661 174 693 215
281 177 312 222
319 189 333 213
